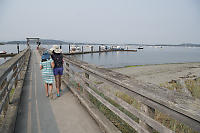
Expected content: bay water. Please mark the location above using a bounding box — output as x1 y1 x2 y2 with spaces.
1 44 200 68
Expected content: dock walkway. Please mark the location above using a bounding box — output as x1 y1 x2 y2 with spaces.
14 50 102 133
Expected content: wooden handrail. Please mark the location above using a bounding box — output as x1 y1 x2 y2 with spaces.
0 47 30 115
39 47 200 132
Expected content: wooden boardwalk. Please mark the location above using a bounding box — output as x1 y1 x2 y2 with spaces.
14 50 102 133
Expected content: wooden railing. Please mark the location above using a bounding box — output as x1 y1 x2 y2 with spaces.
0 47 30 120
40 47 200 133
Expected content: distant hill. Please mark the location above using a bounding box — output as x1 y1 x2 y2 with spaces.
3 40 200 47
5 39 70 44
179 43 200 47
140 43 200 47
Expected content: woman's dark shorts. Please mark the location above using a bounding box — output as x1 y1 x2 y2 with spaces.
53 67 63 75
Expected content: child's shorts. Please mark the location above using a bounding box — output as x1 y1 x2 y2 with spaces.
53 67 63 75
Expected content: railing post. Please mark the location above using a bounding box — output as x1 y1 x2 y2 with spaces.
2 95 9 118
13 64 18 88
84 73 89 94
0 78 7 101
65 63 70 81
85 73 89 86
139 103 155 132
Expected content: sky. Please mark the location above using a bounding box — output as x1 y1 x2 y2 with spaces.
0 0 199 44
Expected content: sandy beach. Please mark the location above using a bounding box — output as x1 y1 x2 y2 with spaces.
112 62 200 85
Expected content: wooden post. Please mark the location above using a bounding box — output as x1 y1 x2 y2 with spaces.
3 95 9 118
0 78 7 94
65 63 70 81
17 43 19 54
12 64 18 89
27 39 29 46
85 73 89 87
84 73 89 94
139 103 155 132
91 46 93 52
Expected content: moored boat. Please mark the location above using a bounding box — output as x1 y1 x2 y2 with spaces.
137 46 144 49
112 46 124 50
0 51 7 54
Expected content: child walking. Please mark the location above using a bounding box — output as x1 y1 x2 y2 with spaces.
40 51 55 98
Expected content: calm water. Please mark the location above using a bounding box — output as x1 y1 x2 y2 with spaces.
1 44 200 68
72 46 200 68
0 44 27 65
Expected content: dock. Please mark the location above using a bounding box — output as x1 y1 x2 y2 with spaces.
64 49 137 55
0 53 17 57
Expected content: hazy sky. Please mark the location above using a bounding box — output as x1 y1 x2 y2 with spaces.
0 0 199 44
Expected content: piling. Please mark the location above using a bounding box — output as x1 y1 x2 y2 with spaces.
17 43 19 54
91 46 94 52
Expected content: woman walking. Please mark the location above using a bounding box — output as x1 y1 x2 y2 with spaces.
40 51 55 98
50 45 63 97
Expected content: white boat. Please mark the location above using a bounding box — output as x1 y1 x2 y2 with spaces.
100 46 106 50
137 46 144 49
112 46 124 50
0 51 7 54
70 45 81 53
86 45 92 48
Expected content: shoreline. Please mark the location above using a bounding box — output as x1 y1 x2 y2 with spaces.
111 61 200 69
112 62 200 85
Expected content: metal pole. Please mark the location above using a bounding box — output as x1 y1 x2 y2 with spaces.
82 46 84 53
69 44 71 53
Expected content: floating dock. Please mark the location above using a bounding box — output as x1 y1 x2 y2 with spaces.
63 49 137 55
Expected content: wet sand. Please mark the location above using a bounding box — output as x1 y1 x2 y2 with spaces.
112 62 200 85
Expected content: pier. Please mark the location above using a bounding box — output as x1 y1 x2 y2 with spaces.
0 53 17 57
0 44 200 133
64 49 137 55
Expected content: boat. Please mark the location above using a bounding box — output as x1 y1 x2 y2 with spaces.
112 46 124 50
70 45 81 53
86 45 92 48
100 46 106 50
0 51 7 54
137 46 144 49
